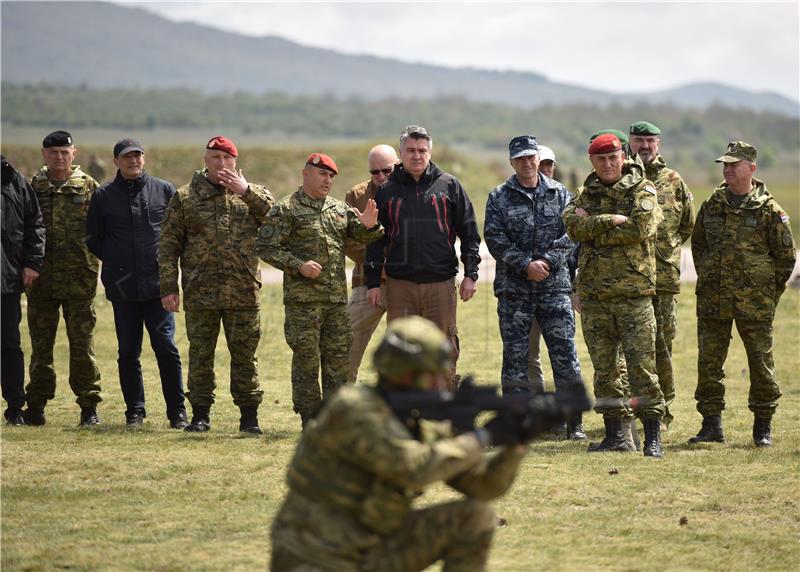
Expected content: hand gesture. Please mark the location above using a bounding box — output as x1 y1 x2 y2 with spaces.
526 260 550 282
367 287 382 308
22 267 39 287
354 198 378 229
299 260 322 279
460 277 478 302
162 294 180 313
218 168 249 196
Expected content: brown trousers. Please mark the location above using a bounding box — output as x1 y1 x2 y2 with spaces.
385 277 460 388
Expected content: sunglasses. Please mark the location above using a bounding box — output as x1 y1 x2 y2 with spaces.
369 168 393 176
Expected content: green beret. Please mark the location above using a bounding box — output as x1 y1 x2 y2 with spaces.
590 129 629 146
629 121 662 136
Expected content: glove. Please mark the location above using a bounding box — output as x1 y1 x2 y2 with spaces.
484 411 523 446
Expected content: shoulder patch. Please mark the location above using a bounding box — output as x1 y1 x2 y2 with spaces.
640 198 655 211
644 186 657 196
782 232 794 246
267 205 280 216
779 211 790 224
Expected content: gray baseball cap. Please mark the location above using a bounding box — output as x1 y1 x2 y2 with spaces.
509 135 539 160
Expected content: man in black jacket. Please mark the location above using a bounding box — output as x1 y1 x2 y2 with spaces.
85 139 186 429
365 126 481 390
1 155 45 426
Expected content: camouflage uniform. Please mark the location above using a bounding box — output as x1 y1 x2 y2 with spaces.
158 170 274 407
643 155 694 425
563 162 666 420
692 178 795 417
25 166 101 409
256 188 383 419
270 384 525 571
484 174 583 395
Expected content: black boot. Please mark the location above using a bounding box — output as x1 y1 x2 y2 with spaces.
169 408 189 430
588 417 635 452
642 417 663 458
79 407 100 426
567 414 586 440
687 415 724 444
5 408 25 426
239 406 263 435
23 407 46 426
184 406 211 433
753 417 772 447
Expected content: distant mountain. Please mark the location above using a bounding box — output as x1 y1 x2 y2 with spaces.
2 1 798 116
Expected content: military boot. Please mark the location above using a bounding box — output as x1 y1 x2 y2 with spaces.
184 406 211 433
5 409 25 426
622 418 640 451
687 415 724 444
239 406 263 436
753 417 772 448
23 406 46 426
567 414 586 440
79 407 100 427
588 417 635 452
642 417 663 458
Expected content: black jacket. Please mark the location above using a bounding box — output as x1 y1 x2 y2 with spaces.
86 171 175 301
1 156 45 294
365 162 481 287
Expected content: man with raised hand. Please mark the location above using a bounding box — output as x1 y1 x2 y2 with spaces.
159 136 274 435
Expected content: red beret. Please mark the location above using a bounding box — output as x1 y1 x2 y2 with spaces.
206 136 238 158
305 153 338 175
588 133 622 155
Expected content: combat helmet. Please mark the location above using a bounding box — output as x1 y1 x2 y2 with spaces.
373 316 452 389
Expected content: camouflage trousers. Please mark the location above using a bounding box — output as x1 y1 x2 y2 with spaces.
580 297 665 420
185 309 263 408
695 317 780 417
270 497 495 572
653 293 677 425
284 303 350 418
347 286 386 383
527 318 545 393
497 292 584 394
25 296 101 409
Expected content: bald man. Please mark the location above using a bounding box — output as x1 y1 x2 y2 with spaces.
344 145 398 383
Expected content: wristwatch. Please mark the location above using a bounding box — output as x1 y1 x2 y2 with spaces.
466 271 479 281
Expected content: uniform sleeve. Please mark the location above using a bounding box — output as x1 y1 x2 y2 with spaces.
84 190 103 260
592 187 662 247
346 206 384 245
677 179 695 244
768 208 797 298
345 187 365 264
158 192 185 297
255 204 305 274
21 174 45 272
447 446 527 500
365 187 389 289
453 180 481 276
320 398 487 490
562 190 618 241
538 187 577 271
483 191 531 275
240 184 276 225
691 201 708 270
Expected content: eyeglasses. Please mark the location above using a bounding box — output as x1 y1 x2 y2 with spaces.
369 168 393 176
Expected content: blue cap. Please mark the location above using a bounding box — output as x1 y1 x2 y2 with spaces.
509 135 539 160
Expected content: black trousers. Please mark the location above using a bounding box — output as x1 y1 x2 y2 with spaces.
111 299 185 418
1 293 26 416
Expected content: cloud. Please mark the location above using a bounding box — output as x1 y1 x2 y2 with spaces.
127 1 800 101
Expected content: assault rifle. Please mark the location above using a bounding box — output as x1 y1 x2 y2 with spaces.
384 376 592 443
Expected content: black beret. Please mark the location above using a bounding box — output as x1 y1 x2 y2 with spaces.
42 130 73 148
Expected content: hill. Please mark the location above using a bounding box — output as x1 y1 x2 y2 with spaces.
1 1 797 115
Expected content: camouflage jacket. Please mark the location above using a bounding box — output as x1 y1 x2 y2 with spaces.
158 170 274 310
256 188 384 305
484 173 576 297
344 178 378 289
692 178 795 321
27 165 99 300
271 384 525 569
563 162 662 301
645 156 695 293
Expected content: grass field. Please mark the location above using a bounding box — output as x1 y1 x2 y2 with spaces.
2 284 798 571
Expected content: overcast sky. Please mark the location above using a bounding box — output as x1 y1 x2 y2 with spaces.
129 1 799 102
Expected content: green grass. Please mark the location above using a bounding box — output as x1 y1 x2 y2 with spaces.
2 286 799 571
